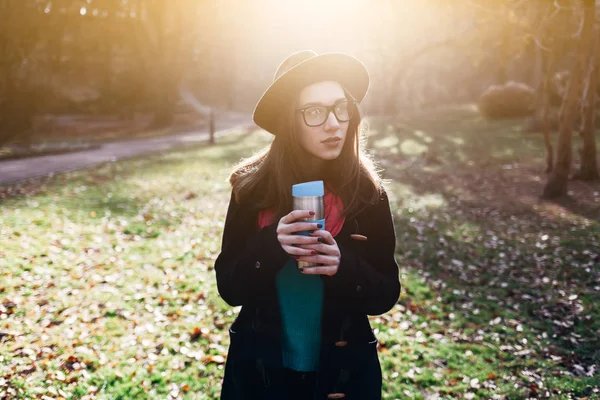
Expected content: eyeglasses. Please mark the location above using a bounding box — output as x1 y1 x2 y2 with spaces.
296 100 356 127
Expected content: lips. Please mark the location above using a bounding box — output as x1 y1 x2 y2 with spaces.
322 137 341 143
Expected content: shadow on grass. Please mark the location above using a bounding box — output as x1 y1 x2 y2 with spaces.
366 113 600 376
388 166 599 363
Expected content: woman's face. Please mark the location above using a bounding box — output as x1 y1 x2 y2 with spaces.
295 81 350 162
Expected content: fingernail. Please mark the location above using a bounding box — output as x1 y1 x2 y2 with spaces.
311 250 317 255
318 238 324 243
317 224 322 229
309 211 315 216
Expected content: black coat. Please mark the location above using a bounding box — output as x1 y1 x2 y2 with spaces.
214 182 401 399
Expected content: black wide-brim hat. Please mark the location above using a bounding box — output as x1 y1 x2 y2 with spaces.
252 50 370 135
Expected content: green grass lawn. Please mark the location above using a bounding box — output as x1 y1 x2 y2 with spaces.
1 107 599 399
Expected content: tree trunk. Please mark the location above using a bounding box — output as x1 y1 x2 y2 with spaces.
573 25 600 181
543 0 595 198
0 2 38 147
537 47 554 173
148 80 177 128
543 67 580 197
530 1 556 173
530 38 543 90
136 0 182 129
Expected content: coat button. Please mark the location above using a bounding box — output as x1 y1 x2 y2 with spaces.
335 340 348 347
255 261 261 269
356 285 362 292
350 234 368 241
327 394 346 399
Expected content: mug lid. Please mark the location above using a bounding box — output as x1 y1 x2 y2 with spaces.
292 180 324 197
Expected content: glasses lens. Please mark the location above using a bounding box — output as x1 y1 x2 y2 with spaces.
304 106 328 126
334 101 353 121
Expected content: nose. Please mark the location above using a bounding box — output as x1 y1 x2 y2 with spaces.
323 110 340 132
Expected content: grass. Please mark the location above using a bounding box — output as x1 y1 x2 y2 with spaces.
1 107 599 399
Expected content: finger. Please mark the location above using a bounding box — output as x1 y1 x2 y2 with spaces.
278 234 320 246
280 210 316 224
282 245 316 257
296 243 319 251
296 243 332 254
300 266 337 275
290 221 323 233
296 254 338 266
308 229 335 245
279 221 322 235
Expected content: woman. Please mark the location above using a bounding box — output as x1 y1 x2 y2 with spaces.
215 50 401 400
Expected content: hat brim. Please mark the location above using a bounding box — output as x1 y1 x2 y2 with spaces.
252 53 369 135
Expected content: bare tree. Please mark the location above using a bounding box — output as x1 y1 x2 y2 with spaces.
133 0 203 128
0 1 45 147
538 47 555 173
572 22 600 180
530 0 565 173
543 0 595 198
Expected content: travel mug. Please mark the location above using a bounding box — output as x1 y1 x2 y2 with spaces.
292 180 325 269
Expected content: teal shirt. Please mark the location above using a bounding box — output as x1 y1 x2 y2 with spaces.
275 258 324 372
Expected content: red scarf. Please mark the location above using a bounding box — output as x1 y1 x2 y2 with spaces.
257 184 345 237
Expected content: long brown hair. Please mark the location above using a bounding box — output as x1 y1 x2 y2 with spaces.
229 88 384 221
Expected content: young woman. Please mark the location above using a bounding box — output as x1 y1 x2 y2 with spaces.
215 50 401 400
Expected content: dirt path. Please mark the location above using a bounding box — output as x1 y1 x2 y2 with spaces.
0 114 253 185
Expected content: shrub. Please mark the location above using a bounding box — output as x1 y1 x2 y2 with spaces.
477 81 536 119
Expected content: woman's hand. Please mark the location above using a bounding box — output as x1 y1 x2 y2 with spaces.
296 229 340 276
276 210 323 258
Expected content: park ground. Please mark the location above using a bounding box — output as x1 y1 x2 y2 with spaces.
0 106 599 399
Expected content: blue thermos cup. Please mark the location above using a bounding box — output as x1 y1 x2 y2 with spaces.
292 180 325 269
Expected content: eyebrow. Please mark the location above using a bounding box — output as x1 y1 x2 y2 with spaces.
301 98 346 107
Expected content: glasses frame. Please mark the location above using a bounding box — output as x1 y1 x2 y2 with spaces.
296 100 356 127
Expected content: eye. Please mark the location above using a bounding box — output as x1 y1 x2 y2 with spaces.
306 107 322 116
335 102 348 113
